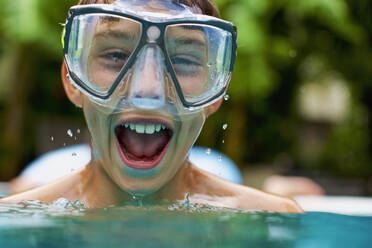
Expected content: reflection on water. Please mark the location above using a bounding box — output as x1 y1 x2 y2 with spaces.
0 199 371 247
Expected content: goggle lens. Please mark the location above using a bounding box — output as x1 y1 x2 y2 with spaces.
67 14 141 94
165 24 232 104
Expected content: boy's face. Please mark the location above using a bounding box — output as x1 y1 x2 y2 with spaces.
62 1 225 196
61 0 239 198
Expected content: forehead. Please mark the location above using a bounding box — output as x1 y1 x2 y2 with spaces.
92 0 206 36
109 0 202 16
94 17 207 47
90 0 207 45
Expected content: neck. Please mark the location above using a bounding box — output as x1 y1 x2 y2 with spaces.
82 159 129 208
83 158 195 208
139 160 195 202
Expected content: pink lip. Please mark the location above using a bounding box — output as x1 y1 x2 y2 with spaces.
115 117 173 170
115 138 170 169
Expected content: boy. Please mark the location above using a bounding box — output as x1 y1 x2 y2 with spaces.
3 0 302 212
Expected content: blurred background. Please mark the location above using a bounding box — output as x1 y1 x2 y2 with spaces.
0 0 371 195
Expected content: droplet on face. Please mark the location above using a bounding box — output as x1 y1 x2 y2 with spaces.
51 136 54 142
218 155 222 162
222 140 225 144
222 124 228 130
67 129 73 137
77 129 81 134
206 148 211 155
224 94 229 101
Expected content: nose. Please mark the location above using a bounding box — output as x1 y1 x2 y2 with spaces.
128 44 166 110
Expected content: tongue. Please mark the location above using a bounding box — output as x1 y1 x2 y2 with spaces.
119 128 169 159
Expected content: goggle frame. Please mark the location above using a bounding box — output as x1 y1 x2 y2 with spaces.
63 4 237 109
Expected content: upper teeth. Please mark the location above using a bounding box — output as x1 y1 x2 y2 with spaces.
123 122 167 134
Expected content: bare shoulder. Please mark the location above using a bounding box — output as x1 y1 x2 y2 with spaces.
235 184 304 213
0 170 84 204
188 165 304 213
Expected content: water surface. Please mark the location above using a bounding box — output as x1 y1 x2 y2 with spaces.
0 200 371 248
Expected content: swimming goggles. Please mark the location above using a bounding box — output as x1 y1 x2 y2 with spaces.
62 4 237 112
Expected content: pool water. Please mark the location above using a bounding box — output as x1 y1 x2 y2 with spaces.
0 199 371 248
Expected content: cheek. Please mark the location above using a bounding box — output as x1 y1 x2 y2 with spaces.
87 59 117 88
180 80 203 96
178 72 209 97
175 112 206 151
82 99 112 157
83 99 101 131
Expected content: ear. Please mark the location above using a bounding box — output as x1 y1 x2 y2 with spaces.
205 97 223 116
61 62 83 108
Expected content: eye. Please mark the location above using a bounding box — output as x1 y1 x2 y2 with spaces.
170 55 203 76
104 51 129 63
99 51 130 70
171 57 200 66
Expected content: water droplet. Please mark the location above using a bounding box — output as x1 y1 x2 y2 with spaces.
184 192 190 207
72 200 84 209
222 124 228 130
224 94 229 101
222 140 225 144
74 136 77 140
218 156 222 162
50 198 71 209
206 148 211 155
77 129 81 134
132 195 143 207
63 143 66 146
72 152 77 156
51 136 54 142
67 129 73 137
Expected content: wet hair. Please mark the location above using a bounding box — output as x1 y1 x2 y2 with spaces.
78 0 220 18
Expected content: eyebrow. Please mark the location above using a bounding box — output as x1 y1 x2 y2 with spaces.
170 37 206 48
95 31 206 49
169 26 207 48
101 16 120 23
94 30 138 43
181 25 204 31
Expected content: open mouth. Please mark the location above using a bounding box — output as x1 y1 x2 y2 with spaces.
115 119 173 169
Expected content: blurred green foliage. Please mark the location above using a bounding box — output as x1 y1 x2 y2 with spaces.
200 0 372 178
321 103 371 177
0 0 78 180
0 0 371 182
